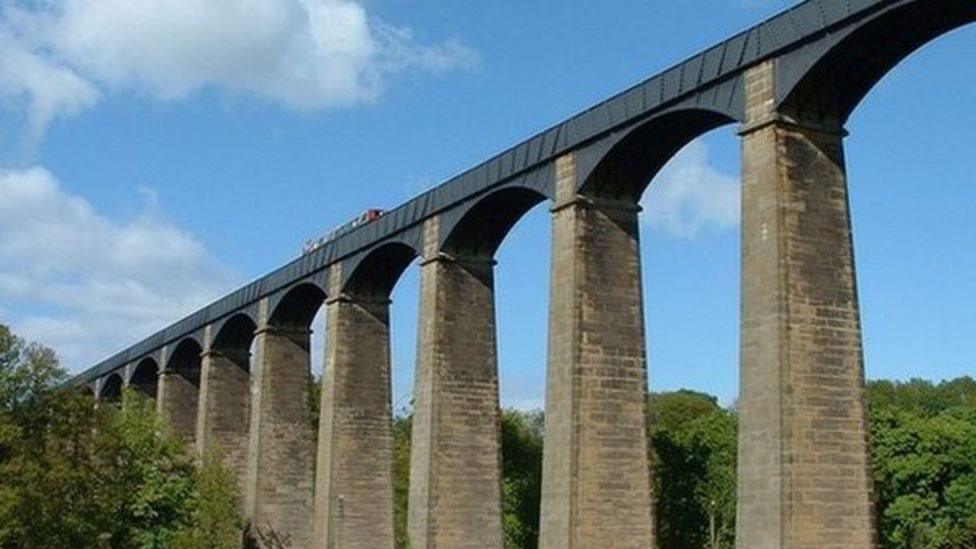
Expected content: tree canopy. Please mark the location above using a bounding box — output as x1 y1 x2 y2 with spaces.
648 390 737 549
2 323 974 548
0 325 240 548
868 378 976 548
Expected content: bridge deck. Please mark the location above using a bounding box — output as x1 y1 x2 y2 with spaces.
74 0 892 383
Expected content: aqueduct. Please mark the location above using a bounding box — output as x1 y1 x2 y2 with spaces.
75 1 975 547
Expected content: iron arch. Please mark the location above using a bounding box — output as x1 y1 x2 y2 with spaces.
99 373 123 402
342 241 419 299
779 0 976 124
440 187 549 259
129 358 159 399
166 338 203 386
577 108 736 202
211 313 258 370
268 283 327 329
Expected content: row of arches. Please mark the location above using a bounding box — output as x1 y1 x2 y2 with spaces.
84 4 974 547
93 0 976 406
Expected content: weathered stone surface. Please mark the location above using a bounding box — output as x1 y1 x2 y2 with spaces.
408 217 503 549
245 299 315 547
736 60 876 549
539 153 654 549
157 346 199 444
196 340 251 498
313 266 395 549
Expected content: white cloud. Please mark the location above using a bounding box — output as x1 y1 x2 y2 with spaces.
643 140 740 238
0 167 240 371
0 25 99 143
0 0 477 140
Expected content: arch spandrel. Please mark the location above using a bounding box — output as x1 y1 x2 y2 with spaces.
267 282 328 330
776 0 976 124
437 186 548 260
128 357 160 398
98 373 123 402
208 309 260 349
211 313 259 353
576 107 737 202
340 240 420 299
165 338 204 385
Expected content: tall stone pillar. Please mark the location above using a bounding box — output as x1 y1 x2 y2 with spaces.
408 218 503 549
196 337 251 495
736 61 876 549
157 347 199 443
245 301 315 547
539 154 654 549
313 267 395 548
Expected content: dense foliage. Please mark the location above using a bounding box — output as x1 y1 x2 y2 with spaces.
499 409 544 549
0 325 240 548
392 414 412 548
649 390 737 549
389 409 544 549
3 323 975 547
868 378 976 548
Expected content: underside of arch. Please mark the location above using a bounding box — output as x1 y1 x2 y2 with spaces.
167 339 202 386
212 313 258 364
342 242 418 299
578 108 735 202
129 358 159 398
99 373 123 402
780 0 976 124
269 283 327 330
440 187 548 259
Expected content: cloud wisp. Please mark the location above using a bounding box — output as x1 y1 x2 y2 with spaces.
0 167 240 371
642 140 740 238
0 0 478 144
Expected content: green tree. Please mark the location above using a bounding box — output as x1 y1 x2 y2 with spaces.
0 324 241 548
309 373 322 440
389 408 545 549
648 389 721 432
0 389 110 546
100 391 199 547
868 378 976 548
648 390 737 549
172 450 243 549
393 413 412 548
11 318 976 549
0 389 202 547
683 411 737 549
0 324 68 435
869 377 976 417
500 409 544 549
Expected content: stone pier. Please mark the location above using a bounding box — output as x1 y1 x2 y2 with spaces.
539 154 655 549
408 218 503 549
313 267 395 548
196 330 251 494
158 345 200 443
736 61 876 549
245 301 315 547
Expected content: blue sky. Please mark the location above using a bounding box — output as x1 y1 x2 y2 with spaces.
0 0 973 409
